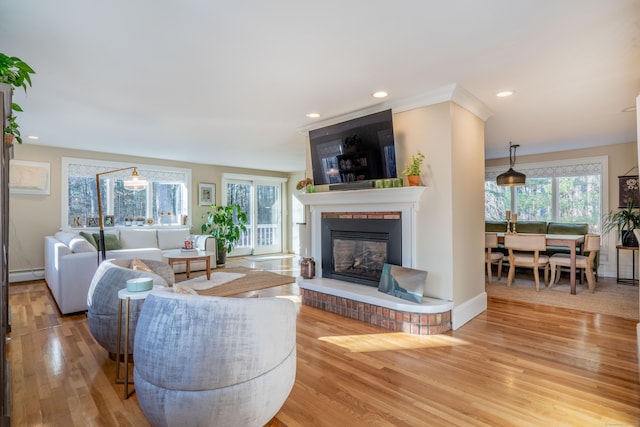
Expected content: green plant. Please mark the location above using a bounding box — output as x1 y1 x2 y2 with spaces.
0 53 36 143
601 201 640 245
201 204 248 254
401 152 425 176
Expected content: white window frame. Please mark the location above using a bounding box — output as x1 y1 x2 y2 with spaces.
486 156 608 223
61 157 192 229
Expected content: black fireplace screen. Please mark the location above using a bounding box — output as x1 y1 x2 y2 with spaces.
321 217 402 287
333 238 387 281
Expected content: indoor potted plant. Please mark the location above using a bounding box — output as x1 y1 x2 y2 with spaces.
201 204 248 265
0 53 36 144
402 152 425 186
601 201 640 247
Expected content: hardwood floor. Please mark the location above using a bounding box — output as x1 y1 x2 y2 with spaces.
7 258 640 426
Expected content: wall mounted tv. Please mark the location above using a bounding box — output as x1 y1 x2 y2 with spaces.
308 109 397 189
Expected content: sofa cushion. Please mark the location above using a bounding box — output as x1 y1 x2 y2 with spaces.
485 221 508 232
157 228 190 250
79 231 98 249
119 228 158 249
92 233 122 250
54 231 78 247
546 222 589 235
69 237 97 253
514 221 547 234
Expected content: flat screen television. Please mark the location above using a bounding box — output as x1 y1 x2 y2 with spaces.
308 109 397 189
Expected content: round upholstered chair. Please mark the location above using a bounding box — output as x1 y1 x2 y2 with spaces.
133 288 297 427
87 258 174 356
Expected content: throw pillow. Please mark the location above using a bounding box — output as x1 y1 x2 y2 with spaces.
131 258 154 273
173 284 198 295
79 231 98 249
92 233 122 251
69 237 97 253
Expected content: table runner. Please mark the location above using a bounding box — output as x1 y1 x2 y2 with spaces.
194 267 295 297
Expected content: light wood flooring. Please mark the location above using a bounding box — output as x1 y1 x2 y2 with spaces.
7 258 640 426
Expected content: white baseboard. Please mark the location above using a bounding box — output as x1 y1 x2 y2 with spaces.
452 291 487 330
9 269 45 283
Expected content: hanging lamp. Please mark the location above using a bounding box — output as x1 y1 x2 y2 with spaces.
496 142 526 186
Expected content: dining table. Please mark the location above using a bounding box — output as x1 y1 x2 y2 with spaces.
497 233 585 295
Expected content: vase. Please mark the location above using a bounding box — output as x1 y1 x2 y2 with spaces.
407 175 420 186
621 230 638 247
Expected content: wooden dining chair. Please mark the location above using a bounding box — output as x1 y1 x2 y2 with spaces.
503 233 550 291
548 234 600 292
485 232 504 284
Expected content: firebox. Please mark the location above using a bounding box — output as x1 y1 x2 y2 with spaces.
321 216 402 287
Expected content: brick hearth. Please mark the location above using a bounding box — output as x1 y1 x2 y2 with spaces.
297 277 453 335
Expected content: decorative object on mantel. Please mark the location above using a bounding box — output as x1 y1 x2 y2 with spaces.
401 152 425 186
496 142 526 186
296 177 315 193
0 52 36 144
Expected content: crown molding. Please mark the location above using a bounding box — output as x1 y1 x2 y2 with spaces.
298 83 493 134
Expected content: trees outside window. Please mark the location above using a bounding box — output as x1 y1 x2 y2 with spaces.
63 158 191 228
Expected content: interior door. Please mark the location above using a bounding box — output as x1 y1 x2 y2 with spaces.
224 177 283 256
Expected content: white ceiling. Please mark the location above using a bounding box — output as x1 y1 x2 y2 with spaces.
2 1 639 173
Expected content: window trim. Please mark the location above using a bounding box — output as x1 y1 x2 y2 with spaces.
485 155 609 227
61 157 192 229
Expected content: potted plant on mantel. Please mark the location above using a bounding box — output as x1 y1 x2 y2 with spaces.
601 201 640 247
201 204 248 265
401 152 425 186
0 53 36 144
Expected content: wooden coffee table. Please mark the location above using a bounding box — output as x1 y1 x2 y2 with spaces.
162 249 215 280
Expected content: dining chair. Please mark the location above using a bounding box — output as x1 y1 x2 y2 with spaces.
548 234 600 292
485 232 504 284
504 233 550 291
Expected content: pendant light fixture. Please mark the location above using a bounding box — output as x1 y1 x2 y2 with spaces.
496 142 526 186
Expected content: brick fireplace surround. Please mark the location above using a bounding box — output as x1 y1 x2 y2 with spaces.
295 187 453 335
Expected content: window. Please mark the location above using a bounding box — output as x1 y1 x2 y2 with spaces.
62 157 191 228
485 157 607 233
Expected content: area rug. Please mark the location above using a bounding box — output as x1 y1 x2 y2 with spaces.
192 267 295 297
486 278 639 320
245 254 296 262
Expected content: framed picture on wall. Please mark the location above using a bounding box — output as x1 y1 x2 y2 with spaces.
198 183 215 206
618 175 640 208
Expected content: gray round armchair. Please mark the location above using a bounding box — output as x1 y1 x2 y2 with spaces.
87 258 174 355
133 288 297 427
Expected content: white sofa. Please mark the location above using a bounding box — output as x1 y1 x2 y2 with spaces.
44 227 216 314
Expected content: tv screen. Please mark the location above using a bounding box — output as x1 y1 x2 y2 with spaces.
308 109 397 187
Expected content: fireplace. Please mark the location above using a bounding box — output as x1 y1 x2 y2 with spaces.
321 213 402 287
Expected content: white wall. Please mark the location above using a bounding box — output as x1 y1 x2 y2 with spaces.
393 101 486 329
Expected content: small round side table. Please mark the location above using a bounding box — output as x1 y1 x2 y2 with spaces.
116 285 162 399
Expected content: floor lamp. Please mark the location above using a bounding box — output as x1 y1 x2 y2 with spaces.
95 167 147 264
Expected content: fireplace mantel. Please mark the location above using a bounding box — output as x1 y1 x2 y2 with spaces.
295 186 426 208
295 186 427 275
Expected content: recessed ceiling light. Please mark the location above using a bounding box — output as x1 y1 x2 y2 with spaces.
622 106 637 113
306 113 320 118
496 90 514 98
27 135 39 140
372 91 388 98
